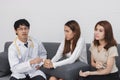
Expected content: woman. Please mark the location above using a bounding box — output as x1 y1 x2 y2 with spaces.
44 20 88 80
80 20 119 80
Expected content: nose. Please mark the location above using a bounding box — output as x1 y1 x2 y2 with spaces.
94 30 99 34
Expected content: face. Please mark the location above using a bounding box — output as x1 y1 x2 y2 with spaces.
94 25 105 41
64 26 75 40
15 25 29 41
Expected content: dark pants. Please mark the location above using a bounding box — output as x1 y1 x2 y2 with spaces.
81 72 119 80
10 75 45 80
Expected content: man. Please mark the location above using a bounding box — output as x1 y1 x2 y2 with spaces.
8 19 47 80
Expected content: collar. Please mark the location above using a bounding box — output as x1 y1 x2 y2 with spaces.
15 36 34 48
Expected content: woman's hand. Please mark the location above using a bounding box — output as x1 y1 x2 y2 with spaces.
79 70 90 77
95 61 105 69
43 59 53 69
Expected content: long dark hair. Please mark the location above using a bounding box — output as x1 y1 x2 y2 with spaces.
93 20 117 50
63 20 81 54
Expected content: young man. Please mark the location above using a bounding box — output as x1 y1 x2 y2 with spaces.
8 19 47 80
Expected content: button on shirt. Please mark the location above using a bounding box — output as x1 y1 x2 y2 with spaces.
8 37 47 79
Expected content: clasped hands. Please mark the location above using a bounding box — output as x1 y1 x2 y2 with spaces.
43 59 54 69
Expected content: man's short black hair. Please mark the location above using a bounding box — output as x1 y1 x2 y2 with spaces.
14 19 30 30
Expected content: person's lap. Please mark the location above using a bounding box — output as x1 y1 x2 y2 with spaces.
10 75 45 80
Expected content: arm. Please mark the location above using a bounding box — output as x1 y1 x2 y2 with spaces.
80 56 115 77
80 46 118 77
37 41 47 66
89 56 115 75
91 54 96 68
52 37 85 68
91 54 105 70
51 41 64 62
43 41 64 69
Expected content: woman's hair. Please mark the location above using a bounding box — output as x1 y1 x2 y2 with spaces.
63 20 81 54
93 20 117 50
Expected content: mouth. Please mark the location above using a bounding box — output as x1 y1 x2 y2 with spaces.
22 34 27 36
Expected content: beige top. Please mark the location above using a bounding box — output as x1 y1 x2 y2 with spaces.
89 43 118 73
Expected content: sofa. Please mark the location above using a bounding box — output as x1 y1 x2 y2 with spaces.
0 42 120 80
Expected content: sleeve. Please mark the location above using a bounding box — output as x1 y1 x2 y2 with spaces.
89 43 96 56
108 46 118 58
38 41 47 66
52 37 85 68
8 45 32 73
51 41 64 62
89 43 93 53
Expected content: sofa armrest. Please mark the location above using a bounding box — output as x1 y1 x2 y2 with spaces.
0 52 11 77
41 61 90 80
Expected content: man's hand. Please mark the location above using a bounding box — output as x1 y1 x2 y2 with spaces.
30 57 43 65
35 65 40 70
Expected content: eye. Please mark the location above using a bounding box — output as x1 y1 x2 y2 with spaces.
64 30 69 32
17 28 23 31
99 29 104 32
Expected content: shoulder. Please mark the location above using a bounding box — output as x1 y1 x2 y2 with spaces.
108 46 118 57
90 42 96 48
77 36 85 43
8 42 17 54
108 46 117 51
29 36 42 44
9 42 16 50
89 42 96 51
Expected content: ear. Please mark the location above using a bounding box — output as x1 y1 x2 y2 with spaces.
15 30 18 35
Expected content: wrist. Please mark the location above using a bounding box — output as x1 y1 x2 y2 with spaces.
88 71 91 75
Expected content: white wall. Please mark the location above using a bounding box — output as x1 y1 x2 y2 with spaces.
0 0 120 52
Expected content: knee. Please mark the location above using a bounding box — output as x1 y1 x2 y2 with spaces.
49 76 57 80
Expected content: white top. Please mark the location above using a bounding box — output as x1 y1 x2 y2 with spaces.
52 36 88 68
8 36 47 79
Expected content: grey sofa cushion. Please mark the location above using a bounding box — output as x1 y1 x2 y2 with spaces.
116 44 120 74
0 75 10 80
43 42 60 59
4 42 12 52
86 44 91 65
0 52 11 77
